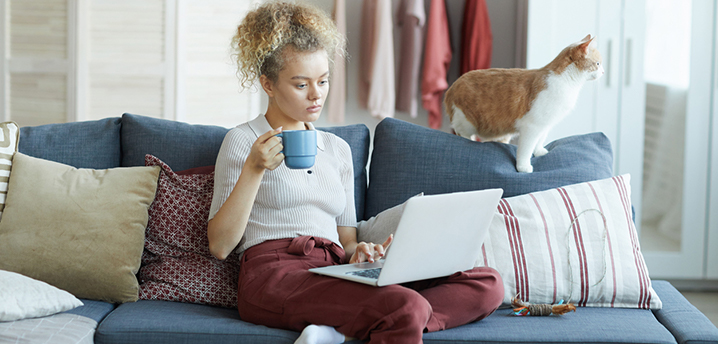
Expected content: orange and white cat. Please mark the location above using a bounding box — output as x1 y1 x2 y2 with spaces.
444 35 604 173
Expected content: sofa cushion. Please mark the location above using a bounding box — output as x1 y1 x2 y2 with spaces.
138 155 240 309
120 113 230 172
478 174 661 309
364 117 614 218
92 294 679 344
0 313 97 344
651 280 718 344
18 117 122 169
64 299 116 323
421 307 676 344
0 153 160 303
120 113 371 221
95 300 301 344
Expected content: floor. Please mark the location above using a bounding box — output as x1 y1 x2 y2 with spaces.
681 291 718 327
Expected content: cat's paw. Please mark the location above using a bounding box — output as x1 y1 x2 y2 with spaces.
516 162 533 173
533 147 549 157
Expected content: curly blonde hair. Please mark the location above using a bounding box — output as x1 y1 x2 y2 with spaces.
232 1 346 89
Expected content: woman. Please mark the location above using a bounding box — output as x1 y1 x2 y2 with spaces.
207 2 503 343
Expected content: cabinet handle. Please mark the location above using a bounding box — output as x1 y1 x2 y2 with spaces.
605 39 612 87
625 38 632 86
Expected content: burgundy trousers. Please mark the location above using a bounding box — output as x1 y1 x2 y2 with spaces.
237 236 504 344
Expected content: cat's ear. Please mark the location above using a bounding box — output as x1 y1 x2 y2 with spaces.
578 35 596 56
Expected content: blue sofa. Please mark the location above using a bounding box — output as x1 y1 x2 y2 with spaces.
13 113 718 344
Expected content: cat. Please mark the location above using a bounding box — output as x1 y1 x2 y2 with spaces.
443 34 604 173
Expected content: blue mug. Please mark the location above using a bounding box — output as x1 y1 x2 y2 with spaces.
277 130 317 169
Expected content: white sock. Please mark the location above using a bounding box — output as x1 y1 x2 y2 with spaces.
294 324 345 344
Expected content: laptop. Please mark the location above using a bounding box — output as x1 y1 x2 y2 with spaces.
309 188 503 287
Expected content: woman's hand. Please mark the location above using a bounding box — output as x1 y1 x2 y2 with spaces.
349 234 393 264
245 127 284 172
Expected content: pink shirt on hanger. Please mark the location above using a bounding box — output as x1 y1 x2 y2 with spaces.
359 0 395 119
395 0 426 118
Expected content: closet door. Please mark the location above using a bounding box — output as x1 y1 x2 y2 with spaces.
525 0 645 217
640 0 712 279
594 0 622 166
525 0 601 144
616 0 646 231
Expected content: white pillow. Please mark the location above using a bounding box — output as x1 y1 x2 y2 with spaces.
357 193 423 245
0 269 83 321
476 174 662 309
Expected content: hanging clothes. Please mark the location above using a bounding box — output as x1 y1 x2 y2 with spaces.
461 0 493 74
395 0 426 118
421 0 452 129
357 0 376 109
327 0 346 124
359 0 395 119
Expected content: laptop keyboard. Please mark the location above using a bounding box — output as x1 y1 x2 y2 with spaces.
346 268 382 279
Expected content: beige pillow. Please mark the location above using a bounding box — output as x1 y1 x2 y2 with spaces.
0 152 160 303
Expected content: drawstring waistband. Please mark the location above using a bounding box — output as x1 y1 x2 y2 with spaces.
242 236 346 264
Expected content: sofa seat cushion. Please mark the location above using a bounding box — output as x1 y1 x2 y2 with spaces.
64 299 116 323
0 300 114 344
421 307 676 344
94 297 679 344
18 117 122 169
95 300 300 344
365 118 614 218
651 281 718 344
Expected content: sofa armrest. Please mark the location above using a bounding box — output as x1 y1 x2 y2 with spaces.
651 280 718 344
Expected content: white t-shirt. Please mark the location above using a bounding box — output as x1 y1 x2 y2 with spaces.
208 115 357 254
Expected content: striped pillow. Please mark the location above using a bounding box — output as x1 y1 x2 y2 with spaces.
476 174 662 309
0 122 19 219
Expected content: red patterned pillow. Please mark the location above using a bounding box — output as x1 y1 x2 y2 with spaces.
138 154 239 308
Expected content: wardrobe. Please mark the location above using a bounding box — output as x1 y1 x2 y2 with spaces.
524 0 718 284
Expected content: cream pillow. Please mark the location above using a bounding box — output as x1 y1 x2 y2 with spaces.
0 269 83 321
0 153 160 303
357 193 423 245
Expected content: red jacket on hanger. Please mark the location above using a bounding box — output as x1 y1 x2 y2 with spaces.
421 0 452 129
461 0 493 74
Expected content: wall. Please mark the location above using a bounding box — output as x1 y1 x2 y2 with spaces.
0 0 520 131
294 0 522 134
